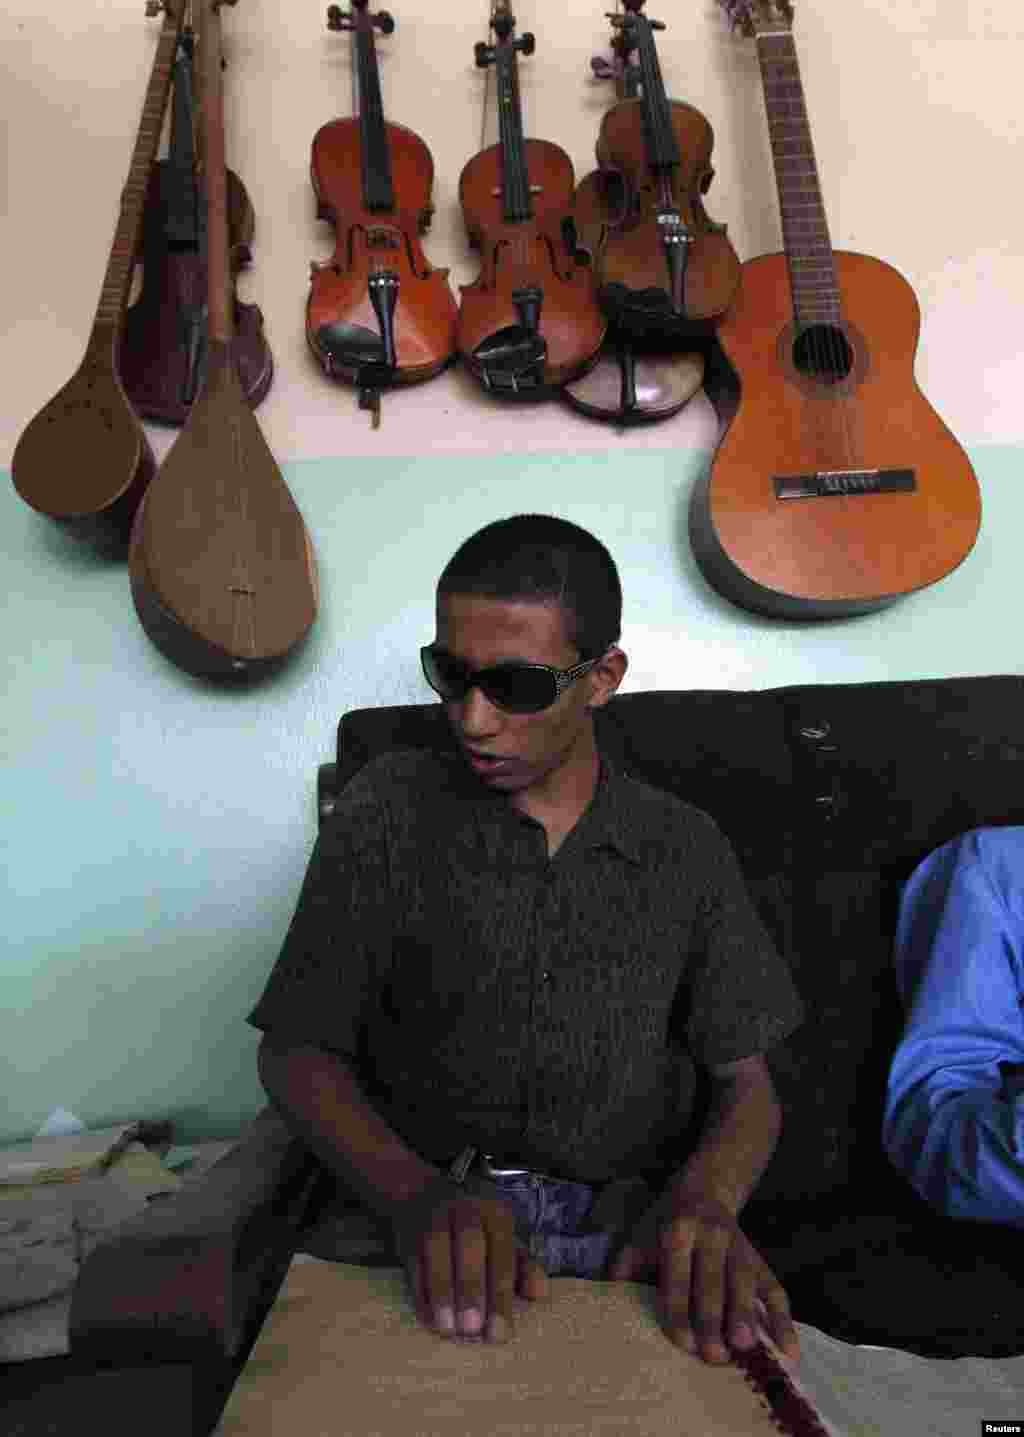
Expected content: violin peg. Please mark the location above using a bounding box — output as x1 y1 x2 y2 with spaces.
590 55 616 80
144 0 166 14
375 10 395 33
326 4 350 30
517 31 535 56
474 41 495 67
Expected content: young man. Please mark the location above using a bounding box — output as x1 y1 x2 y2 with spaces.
251 515 803 1364
884 825 1024 1225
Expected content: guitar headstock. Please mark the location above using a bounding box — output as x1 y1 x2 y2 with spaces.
717 0 794 39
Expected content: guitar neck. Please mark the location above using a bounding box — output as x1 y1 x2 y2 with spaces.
754 26 840 325
88 2 183 358
198 0 234 344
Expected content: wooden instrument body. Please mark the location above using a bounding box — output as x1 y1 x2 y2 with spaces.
593 97 740 332
457 139 606 389
690 250 982 618
128 0 317 680
306 116 457 384
10 0 183 552
11 331 156 553
119 162 273 424
565 160 705 425
128 342 318 678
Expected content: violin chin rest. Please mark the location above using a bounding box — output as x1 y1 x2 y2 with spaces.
472 324 547 389
600 282 677 318
315 321 389 374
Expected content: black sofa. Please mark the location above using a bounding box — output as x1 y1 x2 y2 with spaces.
62 674 1024 1434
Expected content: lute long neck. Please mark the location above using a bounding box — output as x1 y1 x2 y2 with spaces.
89 0 183 352
356 17 394 211
754 23 840 324
198 0 234 344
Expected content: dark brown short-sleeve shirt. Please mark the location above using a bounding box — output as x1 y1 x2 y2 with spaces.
248 748 803 1184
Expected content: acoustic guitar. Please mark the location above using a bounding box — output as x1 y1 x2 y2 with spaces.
10 0 184 552
688 0 981 619
128 0 318 679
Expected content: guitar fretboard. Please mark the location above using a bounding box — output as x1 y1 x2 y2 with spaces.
90 7 182 348
755 29 840 325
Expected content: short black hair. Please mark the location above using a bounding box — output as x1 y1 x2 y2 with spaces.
437 515 622 660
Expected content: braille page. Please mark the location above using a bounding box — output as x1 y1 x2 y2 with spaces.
215 1256 837 1437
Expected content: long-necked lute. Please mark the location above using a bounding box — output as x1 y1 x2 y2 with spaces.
11 0 183 552
688 0 981 619
128 0 318 679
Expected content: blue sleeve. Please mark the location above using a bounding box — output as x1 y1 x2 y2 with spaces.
882 827 1024 1225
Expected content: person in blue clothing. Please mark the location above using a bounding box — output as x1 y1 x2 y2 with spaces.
883 825 1024 1225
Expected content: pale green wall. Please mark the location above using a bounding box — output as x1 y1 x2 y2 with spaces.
2 444 1019 1148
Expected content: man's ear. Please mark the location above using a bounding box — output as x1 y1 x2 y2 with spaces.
587 646 627 709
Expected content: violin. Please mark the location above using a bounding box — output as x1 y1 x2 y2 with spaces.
306 0 458 423
10 0 183 552
119 9 272 424
456 0 606 396
128 0 318 680
587 0 740 339
565 38 705 425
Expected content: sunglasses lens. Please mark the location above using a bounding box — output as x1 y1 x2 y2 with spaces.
422 648 556 712
480 669 556 713
422 648 468 700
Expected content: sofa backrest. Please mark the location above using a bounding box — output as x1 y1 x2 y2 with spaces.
322 675 1024 1207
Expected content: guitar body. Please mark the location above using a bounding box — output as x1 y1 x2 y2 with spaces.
11 342 156 552
690 250 981 618
128 342 318 679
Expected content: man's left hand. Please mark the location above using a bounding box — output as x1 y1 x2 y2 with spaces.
606 1192 800 1365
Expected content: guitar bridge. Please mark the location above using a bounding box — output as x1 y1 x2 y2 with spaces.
774 468 917 500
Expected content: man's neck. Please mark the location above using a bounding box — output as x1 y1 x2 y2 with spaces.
509 746 602 850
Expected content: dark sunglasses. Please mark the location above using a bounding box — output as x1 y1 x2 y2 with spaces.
420 644 603 714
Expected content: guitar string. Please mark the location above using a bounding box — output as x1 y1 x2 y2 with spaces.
760 25 857 477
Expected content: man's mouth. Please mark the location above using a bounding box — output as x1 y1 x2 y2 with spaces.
464 748 517 773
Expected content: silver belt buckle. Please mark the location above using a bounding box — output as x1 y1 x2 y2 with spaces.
480 1152 531 1178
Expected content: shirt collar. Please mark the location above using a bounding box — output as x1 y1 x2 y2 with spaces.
449 748 646 867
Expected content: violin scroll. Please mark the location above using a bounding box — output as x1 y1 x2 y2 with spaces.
475 32 534 68
328 3 395 35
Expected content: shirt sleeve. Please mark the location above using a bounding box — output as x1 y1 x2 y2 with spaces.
882 827 1024 1226
685 815 804 1067
247 765 391 1061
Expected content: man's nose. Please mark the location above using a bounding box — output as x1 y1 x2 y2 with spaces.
457 685 503 737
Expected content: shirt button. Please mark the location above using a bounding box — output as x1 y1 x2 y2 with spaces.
541 970 552 983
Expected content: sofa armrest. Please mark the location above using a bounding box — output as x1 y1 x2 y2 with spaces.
68 1106 326 1369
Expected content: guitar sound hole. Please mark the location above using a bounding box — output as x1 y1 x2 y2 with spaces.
792 324 853 385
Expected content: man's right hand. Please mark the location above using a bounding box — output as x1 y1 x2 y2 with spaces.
391 1176 548 1343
